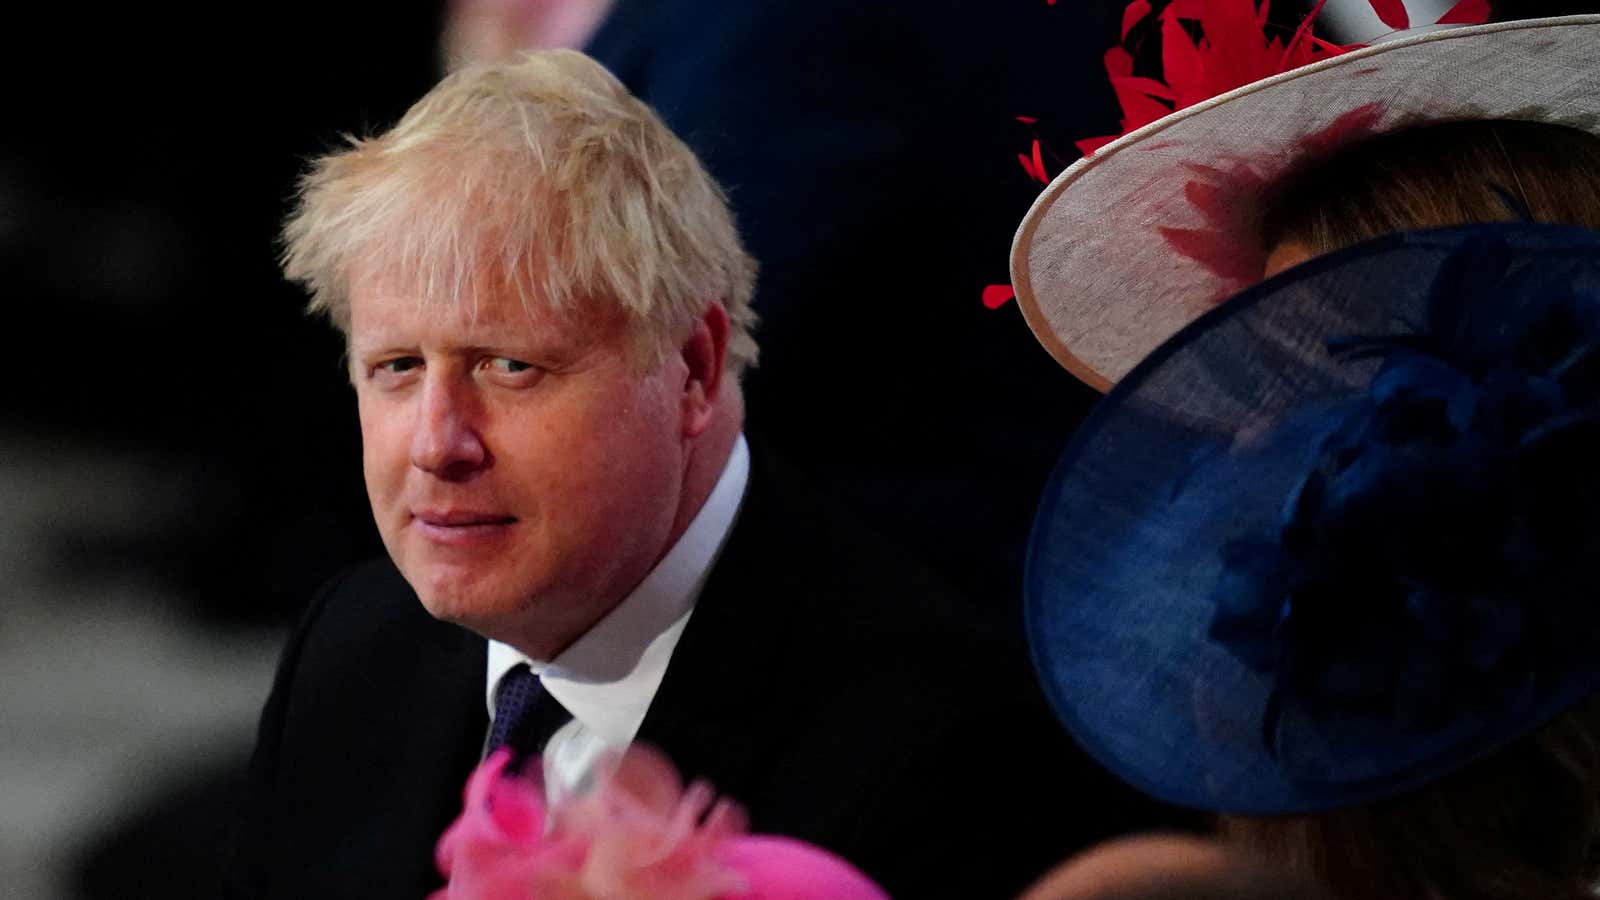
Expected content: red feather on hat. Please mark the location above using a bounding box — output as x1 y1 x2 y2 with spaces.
1157 104 1386 294
997 0 1491 309
1068 0 1488 158
1075 0 1354 156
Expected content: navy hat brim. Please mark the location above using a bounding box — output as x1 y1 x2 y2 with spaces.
1026 223 1600 814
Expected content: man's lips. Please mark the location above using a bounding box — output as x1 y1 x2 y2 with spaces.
411 510 518 544
414 510 517 526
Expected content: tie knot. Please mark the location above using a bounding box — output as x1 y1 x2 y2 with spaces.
487 664 571 770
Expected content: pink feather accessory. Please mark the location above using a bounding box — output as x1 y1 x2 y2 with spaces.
431 747 892 900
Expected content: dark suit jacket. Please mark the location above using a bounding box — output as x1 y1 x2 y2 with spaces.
223 452 1171 899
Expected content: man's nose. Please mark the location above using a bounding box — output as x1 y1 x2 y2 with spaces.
410 379 489 478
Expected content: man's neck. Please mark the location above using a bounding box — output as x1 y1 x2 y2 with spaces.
666 394 743 553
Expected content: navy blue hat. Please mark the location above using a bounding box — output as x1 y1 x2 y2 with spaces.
1027 223 1600 815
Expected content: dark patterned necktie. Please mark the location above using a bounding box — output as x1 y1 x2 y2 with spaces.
486 664 572 771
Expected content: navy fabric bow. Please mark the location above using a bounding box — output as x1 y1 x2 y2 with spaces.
1208 238 1600 752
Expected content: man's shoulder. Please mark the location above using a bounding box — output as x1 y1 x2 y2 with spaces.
296 556 427 630
229 556 488 899
720 447 1010 649
680 445 1030 724
284 557 481 679
308 556 416 615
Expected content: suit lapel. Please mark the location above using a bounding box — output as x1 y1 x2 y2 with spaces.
636 450 811 800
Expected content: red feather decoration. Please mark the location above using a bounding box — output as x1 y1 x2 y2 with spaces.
1121 0 1155 39
1366 0 1410 30
1103 46 1136 80
982 284 1017 309
1436 0 1491 25
1017 139 1050 183
1074 134 1120 156
1297 102 1386 156
1157 160 1274 290
1074 0 1360 156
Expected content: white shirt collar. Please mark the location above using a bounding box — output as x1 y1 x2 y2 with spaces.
485 433 749 744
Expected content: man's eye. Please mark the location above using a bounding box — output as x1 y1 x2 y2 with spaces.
485 357 538 376
375 357 423 376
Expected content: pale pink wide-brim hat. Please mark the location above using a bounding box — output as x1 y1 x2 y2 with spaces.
1010 15 1600 392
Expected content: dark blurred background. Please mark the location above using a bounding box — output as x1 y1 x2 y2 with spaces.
4 4 448 618
3 5 444 895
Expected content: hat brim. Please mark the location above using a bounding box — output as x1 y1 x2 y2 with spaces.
1011 15 1600 392
1025 223 1600 814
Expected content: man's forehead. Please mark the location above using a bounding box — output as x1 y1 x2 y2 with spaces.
347 272 620 347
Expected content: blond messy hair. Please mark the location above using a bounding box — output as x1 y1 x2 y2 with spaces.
281 49 758 372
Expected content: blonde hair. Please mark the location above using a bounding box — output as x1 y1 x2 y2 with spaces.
281 49 758 372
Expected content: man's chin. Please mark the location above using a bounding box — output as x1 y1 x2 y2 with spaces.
403 567 606 659
413 587 569 657
414 585 509 625
401 562 519 627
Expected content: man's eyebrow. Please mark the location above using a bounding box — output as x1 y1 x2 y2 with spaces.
460 339 568 359
347 339 410 358
346 329 585 363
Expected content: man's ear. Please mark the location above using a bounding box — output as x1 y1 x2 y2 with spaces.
679 302 730 438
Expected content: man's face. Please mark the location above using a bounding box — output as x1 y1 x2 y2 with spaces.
348 279 690 654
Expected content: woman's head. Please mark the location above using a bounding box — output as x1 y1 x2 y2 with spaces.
1023 223 1600 897
1219 692 1600 900
1261 119 1600 275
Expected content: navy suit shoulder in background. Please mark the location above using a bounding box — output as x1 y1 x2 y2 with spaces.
587 0 1125 609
